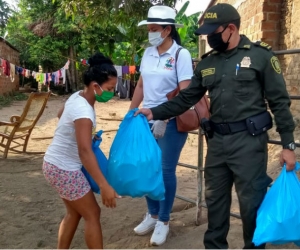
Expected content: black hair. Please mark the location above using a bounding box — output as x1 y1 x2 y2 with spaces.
83 52 117 87
223 19 241 30
161 25 182 46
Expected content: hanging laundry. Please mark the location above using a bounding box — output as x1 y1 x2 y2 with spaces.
25 69 31 78
17 67 23 75
40 73 44 84
122 66 129 74
136 66 140 72
114 65 122 77
129 66 136 75
22 68 26 76
43 73 47 85
48 73 51 84
10 63 15 82
35 73 39 82
1 59 6 76
51 73 55 83
54 71 59 84
61 68 66 84
64 60 70 70
4 60 10 77
118 78 128 99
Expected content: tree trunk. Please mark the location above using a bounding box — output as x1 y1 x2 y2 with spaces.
66 69 72 93
69 46 76 92
73 46 79 90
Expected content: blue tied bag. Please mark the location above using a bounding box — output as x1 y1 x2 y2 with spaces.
82 130 108 194
107 109 165 200
253 162 300 246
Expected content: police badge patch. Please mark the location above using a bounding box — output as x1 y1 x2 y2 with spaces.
270 56 281 74
241 57 251 68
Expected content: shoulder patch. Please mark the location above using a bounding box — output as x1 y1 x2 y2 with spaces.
270 56 281 74
253 41 272 50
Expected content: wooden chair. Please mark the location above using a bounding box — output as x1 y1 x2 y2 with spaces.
0 92 51 159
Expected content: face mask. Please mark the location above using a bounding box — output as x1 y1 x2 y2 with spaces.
207 26 232 52
148 29 166 47
94 87 114 103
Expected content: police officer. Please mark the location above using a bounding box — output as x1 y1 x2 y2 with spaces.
135 3 296 249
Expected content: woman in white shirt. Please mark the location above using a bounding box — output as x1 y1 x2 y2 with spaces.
130 5 194 246
43 53 118 249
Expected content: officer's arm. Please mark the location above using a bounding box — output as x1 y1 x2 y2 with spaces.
150 69 207 121
263 53 295 146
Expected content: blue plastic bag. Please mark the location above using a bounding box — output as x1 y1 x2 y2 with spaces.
82 130 108 194
107 109 165 200
253 162 300 246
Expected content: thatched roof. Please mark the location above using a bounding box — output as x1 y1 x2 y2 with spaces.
28 19 55 38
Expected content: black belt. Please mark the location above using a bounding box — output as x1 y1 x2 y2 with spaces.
211 120 247 135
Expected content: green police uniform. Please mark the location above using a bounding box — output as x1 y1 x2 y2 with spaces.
149 4 295 249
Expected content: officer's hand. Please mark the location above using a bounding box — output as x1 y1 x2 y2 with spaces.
134 108 153 121
280 149 296 171
151 120 167 139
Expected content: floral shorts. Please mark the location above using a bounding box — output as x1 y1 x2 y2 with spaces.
42 161 91 201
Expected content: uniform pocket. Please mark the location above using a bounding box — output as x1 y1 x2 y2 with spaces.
202 75 217 98
251 175 273 191
234 69 256 97
255 132 269 151
202 75 215 88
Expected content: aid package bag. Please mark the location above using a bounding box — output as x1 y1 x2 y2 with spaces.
253 162 300 246
82 130 108 194
107 109 165 200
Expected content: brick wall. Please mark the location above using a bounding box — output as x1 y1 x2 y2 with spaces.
215 0 281 49
0 39 20 95
278 0 300 114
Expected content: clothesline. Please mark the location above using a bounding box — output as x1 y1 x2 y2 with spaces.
0 56 70 85
80 58 140 76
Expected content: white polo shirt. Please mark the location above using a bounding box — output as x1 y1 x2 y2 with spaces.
140 41 193 109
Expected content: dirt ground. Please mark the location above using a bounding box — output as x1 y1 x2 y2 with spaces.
0 94 300 249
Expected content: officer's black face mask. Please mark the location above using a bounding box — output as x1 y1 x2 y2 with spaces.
207 25 232 52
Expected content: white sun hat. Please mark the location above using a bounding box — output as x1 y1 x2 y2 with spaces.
138 5 184 27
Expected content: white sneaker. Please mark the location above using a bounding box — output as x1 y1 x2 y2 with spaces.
150 221 169 246
134 213 158 235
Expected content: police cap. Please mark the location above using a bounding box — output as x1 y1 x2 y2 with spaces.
195 3 241 35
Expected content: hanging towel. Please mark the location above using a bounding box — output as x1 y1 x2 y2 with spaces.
61 68 66 84
114 65 122 77
4 60 10 77
129 66 136 74
10 63 15 82
122 66 129 74
64 60 70 70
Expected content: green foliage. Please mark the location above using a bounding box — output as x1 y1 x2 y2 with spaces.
0 92 28 109
0 0 10 27
176 1 202 58
4 0 200 91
